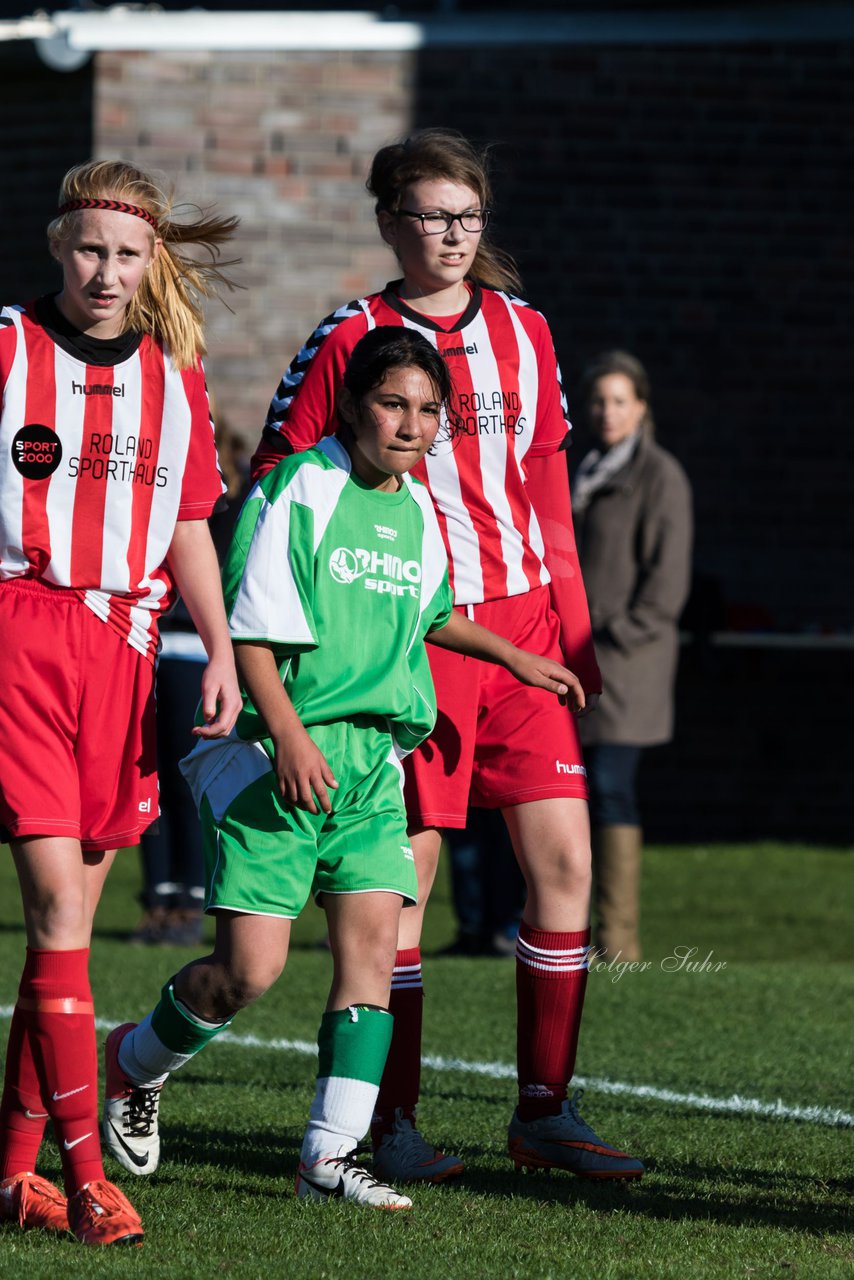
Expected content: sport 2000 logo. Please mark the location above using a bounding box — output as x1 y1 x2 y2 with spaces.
328 546 421 597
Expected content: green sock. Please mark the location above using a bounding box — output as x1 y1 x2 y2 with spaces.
119 978 232 1084
300 1005 393 1165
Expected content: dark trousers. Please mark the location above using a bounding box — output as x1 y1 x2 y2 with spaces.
140 656 206 907
446 807 526 942
584 743 643 827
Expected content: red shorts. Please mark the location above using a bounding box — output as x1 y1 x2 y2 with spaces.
404 585 588 828
0 578 158 851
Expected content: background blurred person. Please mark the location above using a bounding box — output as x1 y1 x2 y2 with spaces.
443 808 525 957
133 424 250 946
572 351 693 961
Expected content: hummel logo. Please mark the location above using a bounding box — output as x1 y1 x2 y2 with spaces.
52 1084 89 1101
63 1132 93 1150
107 1119 150 1168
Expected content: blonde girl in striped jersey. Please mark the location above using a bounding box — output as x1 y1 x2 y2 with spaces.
0 159 241 1244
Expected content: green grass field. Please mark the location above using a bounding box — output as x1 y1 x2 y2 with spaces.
0 842 851 1279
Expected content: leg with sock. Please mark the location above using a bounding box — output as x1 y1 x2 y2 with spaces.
103 912 288 1175
370 829 465 1183
371 949 464 1183
104 976 232 1175
296 1005 411 1210
504 798 644 1180
0 952 66 1232
1 958 50 1179
0 946 143 1243
372 947 422 1132
4 836 145 1244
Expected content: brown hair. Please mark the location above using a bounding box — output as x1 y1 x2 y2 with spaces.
367 129 522 295
48 160 239 370
580 350 656 437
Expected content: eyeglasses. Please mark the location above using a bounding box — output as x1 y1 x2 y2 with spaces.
397 208 490 234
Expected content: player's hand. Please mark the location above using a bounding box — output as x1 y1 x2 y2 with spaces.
506 648 585 714
273 727 339 815
193 655 242 739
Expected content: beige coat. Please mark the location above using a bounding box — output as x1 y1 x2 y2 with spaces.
573 437 693 746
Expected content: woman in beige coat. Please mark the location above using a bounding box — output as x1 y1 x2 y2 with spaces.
571 351 693 960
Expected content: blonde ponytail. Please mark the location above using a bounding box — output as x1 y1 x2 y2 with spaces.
48 160 240 370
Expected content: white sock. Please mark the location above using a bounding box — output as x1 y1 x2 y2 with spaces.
299 1076 380 1167
118 1012 193 1085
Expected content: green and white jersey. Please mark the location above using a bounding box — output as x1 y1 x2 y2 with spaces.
223 435 452 755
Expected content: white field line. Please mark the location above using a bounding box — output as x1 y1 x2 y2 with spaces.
1 1005 849 1130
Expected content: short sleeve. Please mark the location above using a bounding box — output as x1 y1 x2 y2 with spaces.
516 306 571 459
222 472 319 651
407 478 454 638
176 364 225 520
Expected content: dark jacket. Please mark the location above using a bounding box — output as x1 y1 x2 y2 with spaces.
573 435 693 746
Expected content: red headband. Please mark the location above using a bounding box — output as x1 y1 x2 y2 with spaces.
57 197 159 231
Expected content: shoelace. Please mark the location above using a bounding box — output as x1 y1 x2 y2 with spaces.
565 1088 600 1140
74 1183 130 1229
124 1087 159 1136
327 1153 388 1188
387 1120 427 1158
567 1087 586 1120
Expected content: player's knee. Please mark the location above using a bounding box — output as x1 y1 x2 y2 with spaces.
223 955 285 1010
25 888 90 948
528 845 591 901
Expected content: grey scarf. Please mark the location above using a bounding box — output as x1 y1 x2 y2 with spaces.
570 431 641 514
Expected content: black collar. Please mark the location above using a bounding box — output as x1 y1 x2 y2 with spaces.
380 280 483 333
35 294 143 367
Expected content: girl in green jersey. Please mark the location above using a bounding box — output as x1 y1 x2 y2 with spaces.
102 328 584 1210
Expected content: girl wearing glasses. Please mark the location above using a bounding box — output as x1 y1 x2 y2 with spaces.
252 129 643 1187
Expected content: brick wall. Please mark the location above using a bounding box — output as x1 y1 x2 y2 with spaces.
95 50 414 444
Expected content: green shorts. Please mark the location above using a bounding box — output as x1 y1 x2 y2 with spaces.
198 719 417 918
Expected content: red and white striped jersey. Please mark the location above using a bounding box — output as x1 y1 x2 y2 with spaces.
262 284 571 605
0 302 223 661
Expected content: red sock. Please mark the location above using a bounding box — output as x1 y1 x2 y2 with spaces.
515 923 590 1121
20 948 105 1194
0 954 50 1179
371 947 423 1144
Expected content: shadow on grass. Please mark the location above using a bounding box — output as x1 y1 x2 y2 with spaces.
452 1155 852 1235
144 1122 304 1183
116 1115 852 1239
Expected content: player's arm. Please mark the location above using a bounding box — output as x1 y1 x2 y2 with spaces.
234 640 338 815
525 449 602 710
520 308 602 699
167 519 241 739
251 311 364 481
426 611 585 713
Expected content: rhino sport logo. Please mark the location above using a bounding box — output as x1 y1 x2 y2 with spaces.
328 546 422 597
